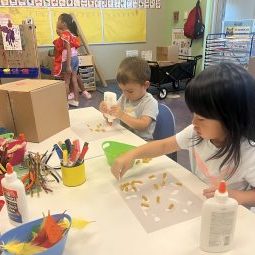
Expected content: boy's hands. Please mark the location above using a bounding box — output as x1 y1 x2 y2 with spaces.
99 101 109 114
111 153 134 180
99 101 114 125
109 105 124 119
99 102 123 120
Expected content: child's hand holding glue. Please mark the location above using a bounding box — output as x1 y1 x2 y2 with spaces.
109 105 124 119
99 101 113 126
101 92 117 125
99 101 109 115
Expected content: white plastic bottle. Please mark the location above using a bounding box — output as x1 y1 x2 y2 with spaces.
104 91 117 123
200 181 238 252
1 163 29 226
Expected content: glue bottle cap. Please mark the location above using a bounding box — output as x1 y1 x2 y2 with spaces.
19 133 26 141
218 180 227 193
6 163 13 174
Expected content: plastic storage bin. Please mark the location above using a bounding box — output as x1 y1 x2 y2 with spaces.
0 213 71 255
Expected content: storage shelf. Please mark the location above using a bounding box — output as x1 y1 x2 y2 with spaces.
204 33 255 69
79 65 96 91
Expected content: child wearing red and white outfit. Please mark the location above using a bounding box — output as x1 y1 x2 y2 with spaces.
53 13 80 107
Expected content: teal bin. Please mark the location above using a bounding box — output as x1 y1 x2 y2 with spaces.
0 213 71 255
102 141 136 166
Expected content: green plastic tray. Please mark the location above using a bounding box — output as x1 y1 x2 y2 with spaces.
102 141 136 166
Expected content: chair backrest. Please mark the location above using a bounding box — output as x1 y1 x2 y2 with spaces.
153 103 175 140
153 103 177 161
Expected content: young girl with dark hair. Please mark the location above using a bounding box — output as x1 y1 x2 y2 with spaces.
111 62 255 207
53 13 80 107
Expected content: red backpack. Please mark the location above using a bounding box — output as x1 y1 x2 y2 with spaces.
184 0 205 40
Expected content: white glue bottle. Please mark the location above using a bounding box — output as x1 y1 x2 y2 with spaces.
104 91 117 123
1 163 29 226
200 180 238 252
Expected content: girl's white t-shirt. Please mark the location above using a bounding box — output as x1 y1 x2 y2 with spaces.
176 125 255 191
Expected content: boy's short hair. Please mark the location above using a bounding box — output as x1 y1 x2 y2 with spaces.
116 56 151 85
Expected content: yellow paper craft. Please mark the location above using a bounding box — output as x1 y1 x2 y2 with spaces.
71 218 95 229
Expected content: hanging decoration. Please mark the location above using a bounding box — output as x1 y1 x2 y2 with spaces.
0 0 161 8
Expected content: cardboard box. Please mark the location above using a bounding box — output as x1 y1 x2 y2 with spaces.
248 57 255 79
0 90 15 132
156 46 179 63
0 79 70 142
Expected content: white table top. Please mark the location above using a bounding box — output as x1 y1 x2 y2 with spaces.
27 107 141 160
1 107 255 255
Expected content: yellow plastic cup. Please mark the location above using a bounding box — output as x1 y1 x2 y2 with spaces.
61 163 86 187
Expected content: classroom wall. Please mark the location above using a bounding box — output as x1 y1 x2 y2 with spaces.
225 0 255 20
25 0 208 82
89 3 171 80
168 0 208 73
202 0 213 69
39 0 171 81
84 0 208 79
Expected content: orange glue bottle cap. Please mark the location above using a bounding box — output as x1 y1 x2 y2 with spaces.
218 180 227 193
6 163 13 174
19 133 26 141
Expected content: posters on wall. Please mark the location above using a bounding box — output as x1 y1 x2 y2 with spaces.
0 20 22 50
0 0 161 7
126 49 139 57
223 19 255 36
9 0 18 5
172 28 191 56
0 7 146 45
141 50 152 61
225 26 250 36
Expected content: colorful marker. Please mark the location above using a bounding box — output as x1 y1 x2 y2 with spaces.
65 139 72 154
75 142 89 165
53 144 63 160
70 148 79 164
61 144 67 151
73 139 80 153
62 149 68 166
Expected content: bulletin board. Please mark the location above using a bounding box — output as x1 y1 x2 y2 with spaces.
0 23 39 68
103 9 146 43
0 7 146 46
0 7 52 46
51 8 103 44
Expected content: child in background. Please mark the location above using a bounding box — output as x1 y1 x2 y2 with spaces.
68 75 92 100
53 13 80 107
99 56 159 141
53 26 92 101
111 62 255 207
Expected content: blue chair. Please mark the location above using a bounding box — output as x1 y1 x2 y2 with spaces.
153 103 177 161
